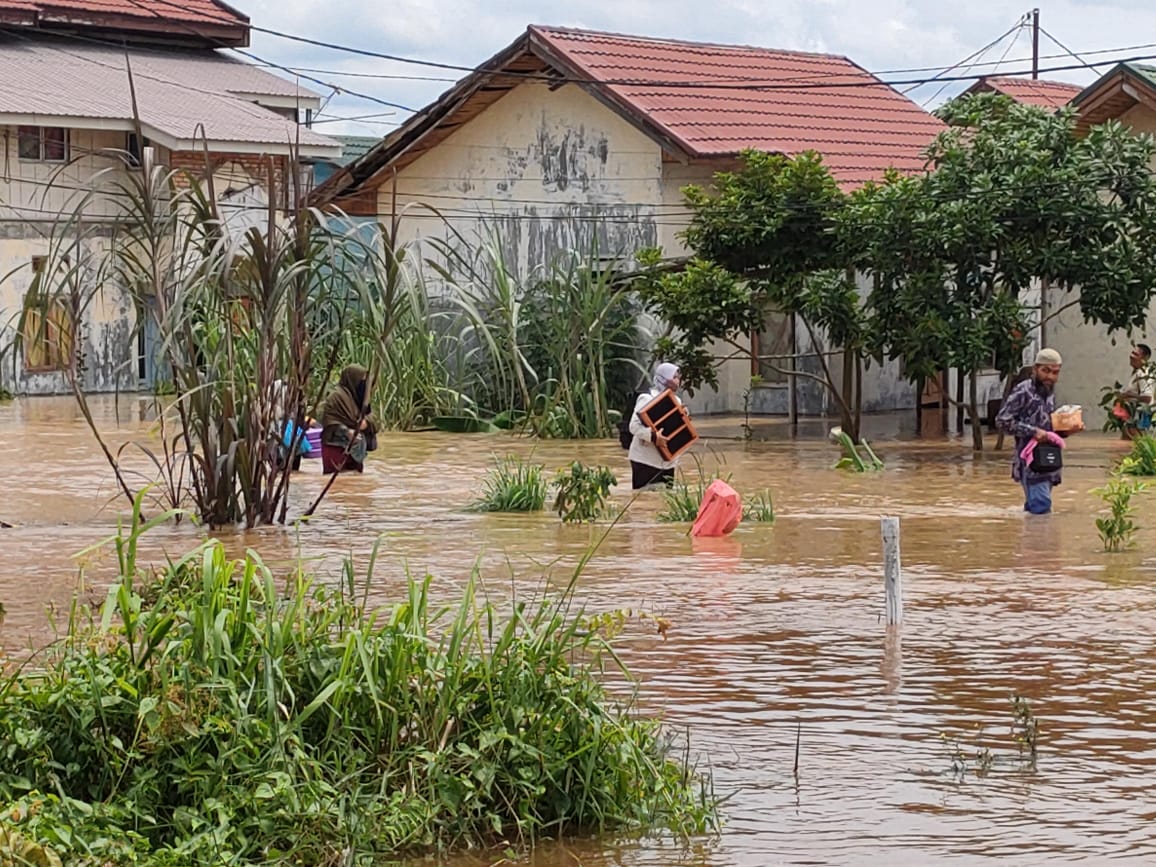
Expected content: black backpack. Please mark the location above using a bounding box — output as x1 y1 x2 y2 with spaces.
618 390 644 449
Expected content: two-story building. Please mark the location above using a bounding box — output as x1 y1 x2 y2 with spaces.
0 0 341 395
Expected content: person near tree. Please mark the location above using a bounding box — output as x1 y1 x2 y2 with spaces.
995 348 1082 514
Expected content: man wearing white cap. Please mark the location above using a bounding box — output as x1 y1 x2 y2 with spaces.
995 348 1073 514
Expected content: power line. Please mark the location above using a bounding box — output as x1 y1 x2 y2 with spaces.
904 16 1025 96
35 0 1127 93
921 20 1026 107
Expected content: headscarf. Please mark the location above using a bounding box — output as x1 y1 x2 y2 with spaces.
653 362 680 391
321 364 370 433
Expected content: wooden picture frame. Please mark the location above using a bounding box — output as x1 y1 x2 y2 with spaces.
637 389 698 460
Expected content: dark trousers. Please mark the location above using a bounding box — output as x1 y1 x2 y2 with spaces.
631 461 674 491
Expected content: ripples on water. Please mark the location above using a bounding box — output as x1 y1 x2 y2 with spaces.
2 396 1155 865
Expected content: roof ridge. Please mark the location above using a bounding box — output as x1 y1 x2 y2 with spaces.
527 24 850 64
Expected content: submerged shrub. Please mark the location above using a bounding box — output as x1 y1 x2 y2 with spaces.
0 505 715 864
553 462 618 522
469 454 548 513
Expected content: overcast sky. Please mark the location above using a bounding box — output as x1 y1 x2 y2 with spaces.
237 0 1156 139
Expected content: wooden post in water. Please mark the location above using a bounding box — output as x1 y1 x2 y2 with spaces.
881 516 903 625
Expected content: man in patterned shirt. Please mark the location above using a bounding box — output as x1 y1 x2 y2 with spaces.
995 348 1076 515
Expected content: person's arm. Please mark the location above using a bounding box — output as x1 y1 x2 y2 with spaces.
995 386 1045 441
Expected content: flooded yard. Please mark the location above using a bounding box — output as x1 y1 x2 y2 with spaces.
2 395 1155 865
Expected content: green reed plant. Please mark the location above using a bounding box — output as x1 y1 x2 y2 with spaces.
429 226 647 439
1092 472 1148 552
0 496 716 866
658 459 730 523
743 489 776 523
553 462 618 522
469 454 548 513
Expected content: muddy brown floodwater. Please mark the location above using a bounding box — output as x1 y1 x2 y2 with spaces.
3 395 1156 866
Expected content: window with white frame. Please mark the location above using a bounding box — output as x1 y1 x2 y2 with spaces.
17 126 69 162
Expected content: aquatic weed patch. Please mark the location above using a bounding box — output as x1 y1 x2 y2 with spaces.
0 507 716 865
469 453 548 513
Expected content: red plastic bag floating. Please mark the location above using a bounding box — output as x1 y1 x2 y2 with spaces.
691 479 742 537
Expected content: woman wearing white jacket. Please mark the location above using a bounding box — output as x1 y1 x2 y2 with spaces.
628 362 688 490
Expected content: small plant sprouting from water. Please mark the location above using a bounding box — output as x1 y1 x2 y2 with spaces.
469 454 548 513
1011 693 1039 768
1119 433 1156 476
743 489 776 523
0 386 11 402
829 427 883 472
553 462 618 523
1092 473 1147 552
942 694 1040 780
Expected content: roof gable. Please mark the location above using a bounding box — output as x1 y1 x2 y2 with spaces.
0 37 338 157
965 76 1082 110
0 0 249 47
1072 62 1156 134
314 25 944 205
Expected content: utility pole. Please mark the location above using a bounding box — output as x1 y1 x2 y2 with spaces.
1031 8 1040 79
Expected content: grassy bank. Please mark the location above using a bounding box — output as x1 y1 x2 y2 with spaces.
0 505 716 865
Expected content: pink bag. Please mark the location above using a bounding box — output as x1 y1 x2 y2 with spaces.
691 479 743 537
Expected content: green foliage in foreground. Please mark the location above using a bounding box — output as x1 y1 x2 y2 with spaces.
0 505 716 865
1119 433 1156 477
468 454 548 513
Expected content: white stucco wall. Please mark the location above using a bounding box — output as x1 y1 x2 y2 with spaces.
0 127 142 394
380 81 666 268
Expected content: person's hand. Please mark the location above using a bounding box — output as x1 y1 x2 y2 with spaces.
359 418 368 431
1033 428 1048 442
654 431 669 450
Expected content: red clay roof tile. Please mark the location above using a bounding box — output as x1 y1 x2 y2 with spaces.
0 0 247 39
968 76 1082 110
530 26 945 188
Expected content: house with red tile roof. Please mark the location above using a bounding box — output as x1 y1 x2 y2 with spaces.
313 25 945 417
1035 63 1156 413
963 76 1082 111
0 0 340 396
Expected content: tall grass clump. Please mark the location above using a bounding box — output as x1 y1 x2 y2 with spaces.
658 460 729 523
469 454 548 512
431 226 648 439
1119 433 1156 476
0 496 716 865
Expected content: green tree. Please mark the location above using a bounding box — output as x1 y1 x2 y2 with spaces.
857 93 1156 449
637 150 874 441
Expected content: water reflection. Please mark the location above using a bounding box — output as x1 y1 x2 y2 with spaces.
2 395 1156 864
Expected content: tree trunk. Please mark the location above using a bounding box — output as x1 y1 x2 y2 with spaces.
970 369 984 452
854 353 863 443
841 348 858 442
915 375 925 437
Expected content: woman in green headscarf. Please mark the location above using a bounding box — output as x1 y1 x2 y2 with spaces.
320 364 378 474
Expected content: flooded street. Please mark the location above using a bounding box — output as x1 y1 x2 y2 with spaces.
3 395 1156 865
